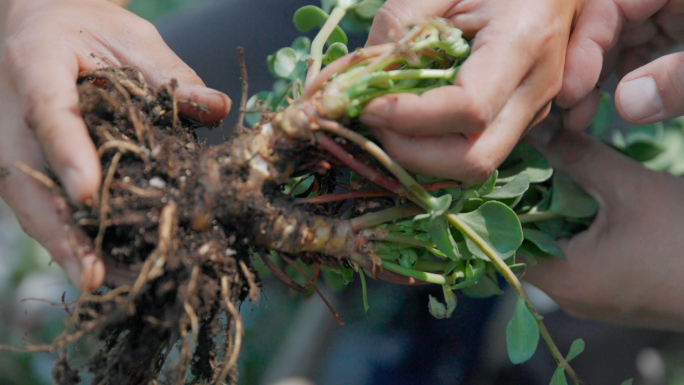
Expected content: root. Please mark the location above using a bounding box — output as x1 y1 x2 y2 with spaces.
14 161 67 198
95 151 122 257
217 276 243 385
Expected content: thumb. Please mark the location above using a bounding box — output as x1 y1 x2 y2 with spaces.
525 116 646 201
366 0 457 45
615 51 684 125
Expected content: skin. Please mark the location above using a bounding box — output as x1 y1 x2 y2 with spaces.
0 0 231 291
559 0 684 130
524 1 684 329
525 117 684 331
361 0 584 184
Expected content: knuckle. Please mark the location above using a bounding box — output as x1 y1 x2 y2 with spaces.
462 155 497 184
464 99 490 132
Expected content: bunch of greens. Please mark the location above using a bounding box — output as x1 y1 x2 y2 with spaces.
244 1 684 384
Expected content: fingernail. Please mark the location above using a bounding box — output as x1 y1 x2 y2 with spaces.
178 85 231 123
619 76 663 121
81 254 103 292
62 259 83 291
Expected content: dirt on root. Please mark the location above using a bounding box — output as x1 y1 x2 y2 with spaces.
48 67 263 385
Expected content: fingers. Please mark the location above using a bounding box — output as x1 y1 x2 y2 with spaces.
557 0 623 109
526 116 647 201
363 19 544 136
615 51 684 124
562 87 602 131
366 0 459 45
110 19 231 123
0 107 104 291
373 78 543 184
4 41 101 203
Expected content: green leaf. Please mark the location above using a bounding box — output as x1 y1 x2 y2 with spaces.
244 91 273 126
291 36 311 56
427 217 459 260
522 228 564 259
498 142 553 183
623 123 666 162
322 42 349 65
588 91 613 139
468 170 498 197
620 379 633 385
461 271 502 298
427 286 457 319
457 201 524 260
549 172 597 218
565 339 585 362
483 171 530 199
465 259 486 282
269 47 298 79
550 367 568 385
506 298 540 364
293 5 348 46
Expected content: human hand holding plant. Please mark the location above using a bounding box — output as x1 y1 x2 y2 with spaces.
359 0 583 184
526 116 684 330
0 0 231 290
559 0 684 130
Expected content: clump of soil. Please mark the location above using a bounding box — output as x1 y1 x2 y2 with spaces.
53 66 260 385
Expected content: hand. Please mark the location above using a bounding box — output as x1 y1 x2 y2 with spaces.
0 0 231 290
524 117 684 330
360 0 583 184
559 0 684 130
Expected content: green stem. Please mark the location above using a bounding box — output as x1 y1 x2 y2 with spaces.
350 204 423 232
518 209 562 224
359 270 370 312
369 232 435 249
444 213 580 384
413 260 448 272
306 7 347 86
315 119 444 212
380 261 447 285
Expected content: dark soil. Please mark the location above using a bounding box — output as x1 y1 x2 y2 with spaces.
41 65 374 385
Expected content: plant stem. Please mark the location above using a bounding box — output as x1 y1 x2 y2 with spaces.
296 181 459 205
306 6 347 87
316 118 442 212
366 231 436 249
444 212 580 384
413 260 448 272
518 209 562 224
350 204 423 232
315 132 404 194
381 261 447 285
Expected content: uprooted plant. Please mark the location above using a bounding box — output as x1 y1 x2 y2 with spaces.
3 1 681 384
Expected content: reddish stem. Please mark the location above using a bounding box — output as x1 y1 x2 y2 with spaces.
295 180 460 205
258 252 307 293
315 133 404 194
280 253 344 325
